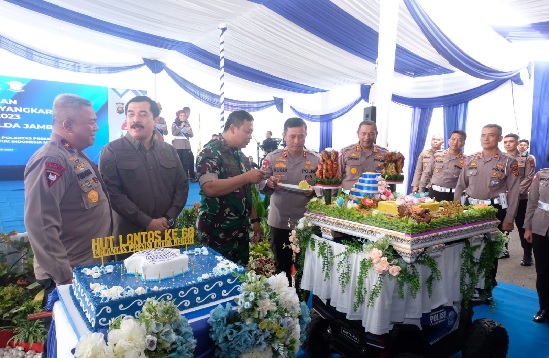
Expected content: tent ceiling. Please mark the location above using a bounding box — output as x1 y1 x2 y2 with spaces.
0 0 548 97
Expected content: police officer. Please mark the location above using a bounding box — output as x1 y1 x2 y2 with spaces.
24 94 113 356
259 117 319 284
420 130 466 202
412 134 444 193
504 133 536 262
454 124 520 300
524 160 549 323
339 120 388 191
196 110 265 265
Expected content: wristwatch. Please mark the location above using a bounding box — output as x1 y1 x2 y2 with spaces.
164 216 175 228
250 217 260 224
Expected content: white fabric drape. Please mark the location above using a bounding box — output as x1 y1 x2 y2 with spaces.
301 236 486 335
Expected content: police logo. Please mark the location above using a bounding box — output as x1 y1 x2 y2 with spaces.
74 162 85 171
87 189 99 203
305 174 313 181
116 102 125 114
351 167 358 174
6 81 25 92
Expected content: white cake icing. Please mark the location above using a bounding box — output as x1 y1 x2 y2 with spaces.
124 248 189 281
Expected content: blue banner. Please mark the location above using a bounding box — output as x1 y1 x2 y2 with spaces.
0 76 109 165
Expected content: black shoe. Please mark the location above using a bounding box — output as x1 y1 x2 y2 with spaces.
520 256 533 266
499 250 510 259
533 309 548 323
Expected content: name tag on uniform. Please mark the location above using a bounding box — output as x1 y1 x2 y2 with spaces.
498 192 508 209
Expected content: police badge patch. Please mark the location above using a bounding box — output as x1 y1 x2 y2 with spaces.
116 102 125 114
45 162 65 187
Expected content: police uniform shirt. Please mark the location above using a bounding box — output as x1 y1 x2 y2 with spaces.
338 143 388 190
24 133 112 284
524 169 549 236
510 152 536 200
454 149 521 222
420 149 464 189
171 121 193 150
99 133 188 237
411 148 436 188
258 148 319 229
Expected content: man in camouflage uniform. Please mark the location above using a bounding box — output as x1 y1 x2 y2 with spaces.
454 124 520 300
420 130 466 202
259 117 319 284
504 133 536 263
412 134 444 193
339 120 388 191
196 110 265 265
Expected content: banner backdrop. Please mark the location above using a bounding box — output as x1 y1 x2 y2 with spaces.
0 76 145 165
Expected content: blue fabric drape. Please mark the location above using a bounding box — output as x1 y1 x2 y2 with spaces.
443 102 468 146
319 120 333 151
290 97 362 123
143 59 166 74
7 0 324 94
290 84 372 123
407 107 433 192
0 35 145 74
392 79 507 107
252 0 452 77
531 62 549 170
403 0 523 82
164 67 282 113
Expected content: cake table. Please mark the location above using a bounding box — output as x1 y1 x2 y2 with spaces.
51 285 219 358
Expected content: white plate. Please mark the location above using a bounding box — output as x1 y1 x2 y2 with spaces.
277 183 313 193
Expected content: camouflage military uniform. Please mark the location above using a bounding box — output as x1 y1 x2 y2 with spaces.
196 136 252 264
338 143 388 190
412 148 436 191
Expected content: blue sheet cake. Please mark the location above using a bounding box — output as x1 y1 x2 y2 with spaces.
70 246 245 331
349 172 380 200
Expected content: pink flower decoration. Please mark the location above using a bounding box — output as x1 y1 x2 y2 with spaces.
374 263 385 274
369 248 383 263
389 265 401 276
379 257 390 271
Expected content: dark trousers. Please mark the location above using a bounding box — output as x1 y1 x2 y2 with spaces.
515 199 533 257
177 149 196 179
427 188 454 202
486 204 508 290
270 226 294 285
532 233 549 310
37 278 56 357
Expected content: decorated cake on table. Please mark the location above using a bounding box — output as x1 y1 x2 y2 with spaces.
349 172 379 200
71 245 245 331
124 248 189 280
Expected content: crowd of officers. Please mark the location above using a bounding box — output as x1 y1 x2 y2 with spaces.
23 93 548 335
